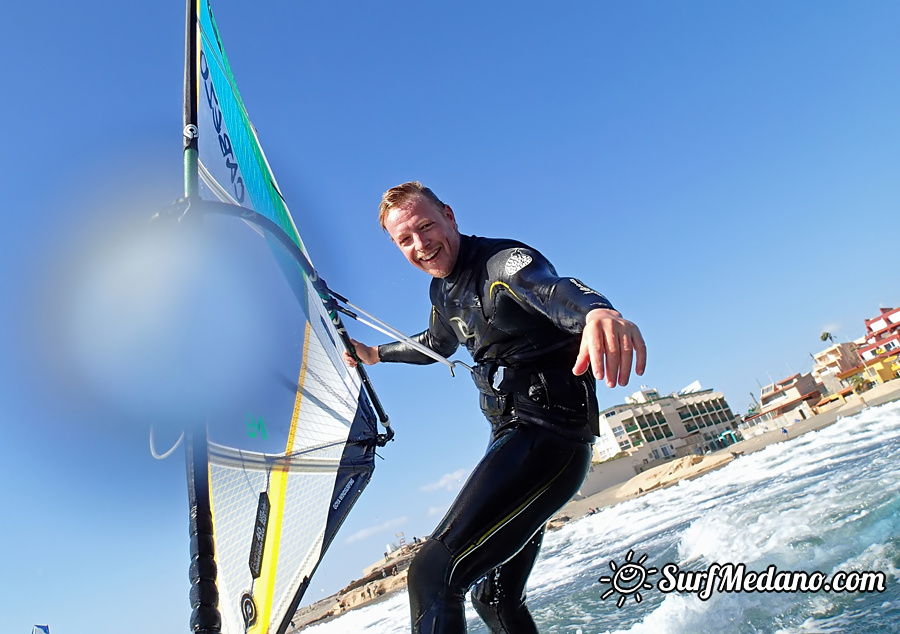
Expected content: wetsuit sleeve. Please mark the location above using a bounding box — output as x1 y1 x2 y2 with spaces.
377 306 460 364
486 247 615 334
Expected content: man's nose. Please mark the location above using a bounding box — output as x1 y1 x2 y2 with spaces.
412 233 426 251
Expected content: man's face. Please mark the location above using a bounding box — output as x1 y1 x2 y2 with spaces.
384 195 460 278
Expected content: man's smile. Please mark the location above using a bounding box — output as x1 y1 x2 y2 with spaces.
420 247 441 262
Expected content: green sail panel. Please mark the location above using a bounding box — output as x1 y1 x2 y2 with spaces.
196 0 303 254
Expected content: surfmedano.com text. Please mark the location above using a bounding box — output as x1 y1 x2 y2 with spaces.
658 563 886 601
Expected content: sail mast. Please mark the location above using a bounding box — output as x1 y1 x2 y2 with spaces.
184 1 219 632
183 0 199 198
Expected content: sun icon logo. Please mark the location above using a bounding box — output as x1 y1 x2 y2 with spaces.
598 549 658 608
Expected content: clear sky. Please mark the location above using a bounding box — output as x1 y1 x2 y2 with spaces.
1 1 898 632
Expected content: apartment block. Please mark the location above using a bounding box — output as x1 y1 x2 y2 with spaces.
812 342 861 394
858 306 900 363
596 387 740 462
744 372 823 429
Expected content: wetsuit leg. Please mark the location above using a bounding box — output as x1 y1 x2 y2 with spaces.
408 424 590 634
470 530 543 633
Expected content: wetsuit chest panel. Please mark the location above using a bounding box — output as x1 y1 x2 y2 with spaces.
439 269 488 345
434 236 577 365
487 292 548 337
442 299 484 344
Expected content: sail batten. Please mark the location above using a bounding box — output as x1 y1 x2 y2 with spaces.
184 1 384 632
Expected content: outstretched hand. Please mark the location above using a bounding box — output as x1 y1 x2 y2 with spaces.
573 308 646 388
342 338 380 368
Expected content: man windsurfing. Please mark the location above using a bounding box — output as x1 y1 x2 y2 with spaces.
344 181 647 633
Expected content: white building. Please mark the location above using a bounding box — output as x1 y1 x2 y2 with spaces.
594 385 740 462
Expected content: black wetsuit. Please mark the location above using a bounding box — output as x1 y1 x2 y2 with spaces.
378 235 615 633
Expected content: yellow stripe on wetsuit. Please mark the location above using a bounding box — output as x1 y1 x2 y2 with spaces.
448 454 575 579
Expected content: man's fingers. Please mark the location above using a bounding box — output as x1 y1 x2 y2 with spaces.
600 323 618 387
633 328 647 376
591 331 606 382
577 313 646 387
342 349 358 368
617 332 633 386
344 338 365 367
573 347 590 376
574 329 596 376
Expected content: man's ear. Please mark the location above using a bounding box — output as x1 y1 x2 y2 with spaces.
444 204 457 228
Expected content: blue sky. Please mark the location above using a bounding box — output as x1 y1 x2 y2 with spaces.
1 1 898 632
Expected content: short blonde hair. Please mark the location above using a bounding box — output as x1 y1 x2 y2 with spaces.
378 182 445 230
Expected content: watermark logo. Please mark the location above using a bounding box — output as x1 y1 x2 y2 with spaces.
598 550 887 608
598 550 658 608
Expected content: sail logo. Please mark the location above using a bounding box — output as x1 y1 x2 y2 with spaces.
333 478 355 510
249 492 271 579
240 592 257 629
246 415 267 439
199 49 246 204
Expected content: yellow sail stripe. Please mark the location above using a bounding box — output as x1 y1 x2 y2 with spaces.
286 321 313 450
249 321 312 633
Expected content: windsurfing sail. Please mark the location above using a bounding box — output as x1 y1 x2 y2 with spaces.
32 627 51 634
179 1 390 632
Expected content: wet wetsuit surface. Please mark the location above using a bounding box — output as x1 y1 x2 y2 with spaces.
379 235 614 633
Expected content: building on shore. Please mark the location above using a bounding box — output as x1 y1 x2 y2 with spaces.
813 306 900 411
812 342 862 394
857 306 900 365
836 353 900 390
742 372 824 432
594 385 741 466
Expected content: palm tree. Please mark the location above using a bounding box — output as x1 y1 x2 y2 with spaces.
821 331 835 344
849 374 868 407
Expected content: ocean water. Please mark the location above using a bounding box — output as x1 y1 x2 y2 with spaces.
305 401 900 633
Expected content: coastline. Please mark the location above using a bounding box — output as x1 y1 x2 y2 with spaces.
557 380 900 521
293 380 900 630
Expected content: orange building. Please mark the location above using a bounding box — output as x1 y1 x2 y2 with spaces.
744 373 824 428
